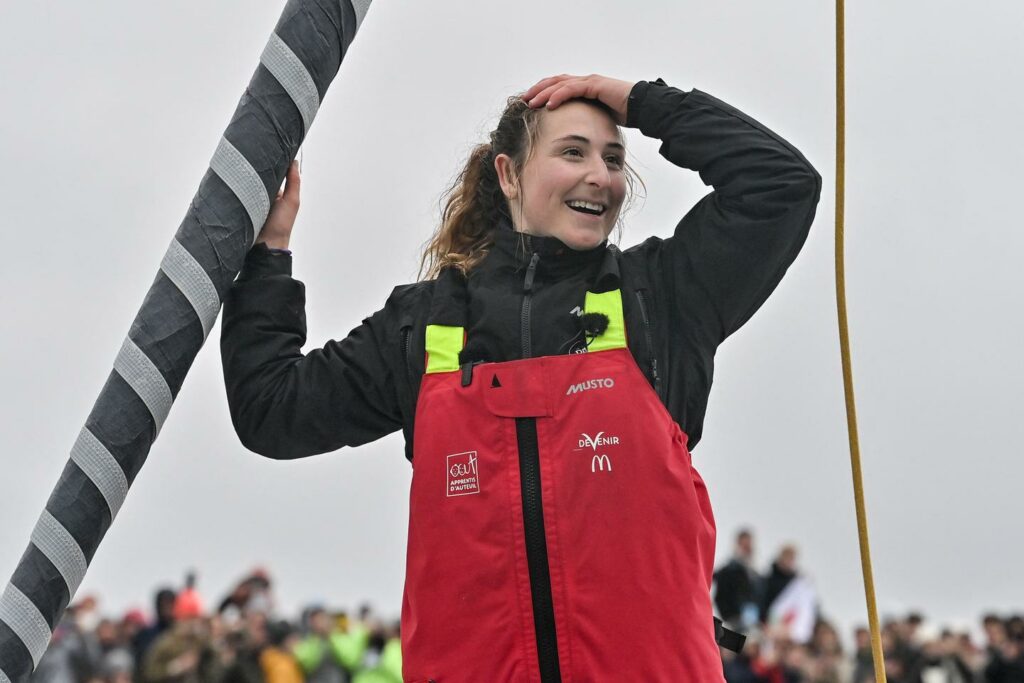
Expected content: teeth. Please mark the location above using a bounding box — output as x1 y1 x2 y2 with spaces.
567 200 605 213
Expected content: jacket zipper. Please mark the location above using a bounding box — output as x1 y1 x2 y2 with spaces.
400 326 414 386
521 252 540 359
518 251 561 682
634 289 662 399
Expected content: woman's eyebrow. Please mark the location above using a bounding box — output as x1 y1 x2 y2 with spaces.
552 134 625 152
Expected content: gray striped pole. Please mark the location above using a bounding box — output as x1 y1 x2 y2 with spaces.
0 1 372 680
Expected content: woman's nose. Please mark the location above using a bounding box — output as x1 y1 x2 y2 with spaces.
584 156 611 187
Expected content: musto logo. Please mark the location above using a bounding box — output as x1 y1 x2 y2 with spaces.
446 451 480 497
565 377 615 395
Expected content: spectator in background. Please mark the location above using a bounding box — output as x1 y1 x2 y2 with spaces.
721 629 764 683
260 620 304 683
807 619 849 683
762 546 817 644
222 613 267 683
957 630 986 674
140 589 224 683
778 639 812 683
351 623 403 683
119 609 146 657
760 545 799 623
984 615 1009 655
746 625 805 683
133 587 177 674
983 613 1024 683
714 528 762 630
908 628 974 683
218 568 275 623
93 618 133 683
1008 617 1024 644
295 606 351 683
31 599 103 683
886 616 924 681
851 626 875 683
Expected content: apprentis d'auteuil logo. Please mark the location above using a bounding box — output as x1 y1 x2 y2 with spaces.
446 451 480 497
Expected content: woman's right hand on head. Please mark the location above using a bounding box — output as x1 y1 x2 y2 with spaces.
256 160 300 250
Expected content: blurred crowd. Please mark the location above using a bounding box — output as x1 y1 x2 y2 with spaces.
24 531 1024 683
714 529 1024 683
30 569 400 683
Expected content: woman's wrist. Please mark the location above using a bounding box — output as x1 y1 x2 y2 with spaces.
256 235 291 251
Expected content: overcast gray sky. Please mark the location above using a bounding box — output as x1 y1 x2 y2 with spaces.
1 0 1022 636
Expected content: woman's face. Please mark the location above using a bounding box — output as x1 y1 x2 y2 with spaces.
497 101 627 251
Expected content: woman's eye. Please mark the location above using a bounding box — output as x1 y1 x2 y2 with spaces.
562 148 622 167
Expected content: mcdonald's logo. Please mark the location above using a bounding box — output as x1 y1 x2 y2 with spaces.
591 454 612 473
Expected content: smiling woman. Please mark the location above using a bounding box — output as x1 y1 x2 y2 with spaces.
497 100 628 250
416 77 641 278
499 93 631 250
221 70 822 681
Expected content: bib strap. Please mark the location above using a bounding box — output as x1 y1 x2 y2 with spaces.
425 324 464 374
714 617 747 653
583 289 627 352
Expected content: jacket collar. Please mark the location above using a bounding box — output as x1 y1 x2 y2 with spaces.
488 216 621 293
427 220 622 329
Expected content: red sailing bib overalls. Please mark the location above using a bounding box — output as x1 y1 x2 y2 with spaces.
401 269 724 682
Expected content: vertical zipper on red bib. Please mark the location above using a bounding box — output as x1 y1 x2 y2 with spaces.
516 417 561 682
517 250 561 681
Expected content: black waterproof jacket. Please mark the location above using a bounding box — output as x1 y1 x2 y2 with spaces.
220 79 822 462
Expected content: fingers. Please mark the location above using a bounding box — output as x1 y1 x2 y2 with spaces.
545 80 597 109
524 74 601 111
522 74 631 125
522 74 575 105
279 160 301 206
258 162 300 249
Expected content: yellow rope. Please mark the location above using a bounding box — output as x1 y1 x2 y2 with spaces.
835 1 887 681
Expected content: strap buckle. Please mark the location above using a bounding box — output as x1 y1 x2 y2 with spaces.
714 616 746 653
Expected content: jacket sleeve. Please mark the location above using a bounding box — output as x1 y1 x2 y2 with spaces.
220 244 403 459
627 79 822 343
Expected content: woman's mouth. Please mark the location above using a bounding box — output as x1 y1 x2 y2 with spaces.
565 199 606 217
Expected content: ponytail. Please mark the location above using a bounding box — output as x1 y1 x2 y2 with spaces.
419 95 540 280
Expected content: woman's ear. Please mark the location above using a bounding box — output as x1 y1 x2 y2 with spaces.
494 153 518 199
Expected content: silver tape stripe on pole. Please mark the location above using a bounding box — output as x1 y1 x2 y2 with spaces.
160 239 221 339
261 33 320 134
69 427 128 520
29 512 87 599
351 0 372 29
210 137 270 245
113 338 172 436
0 586 50 667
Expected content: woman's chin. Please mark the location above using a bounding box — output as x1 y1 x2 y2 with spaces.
558 225 609 251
